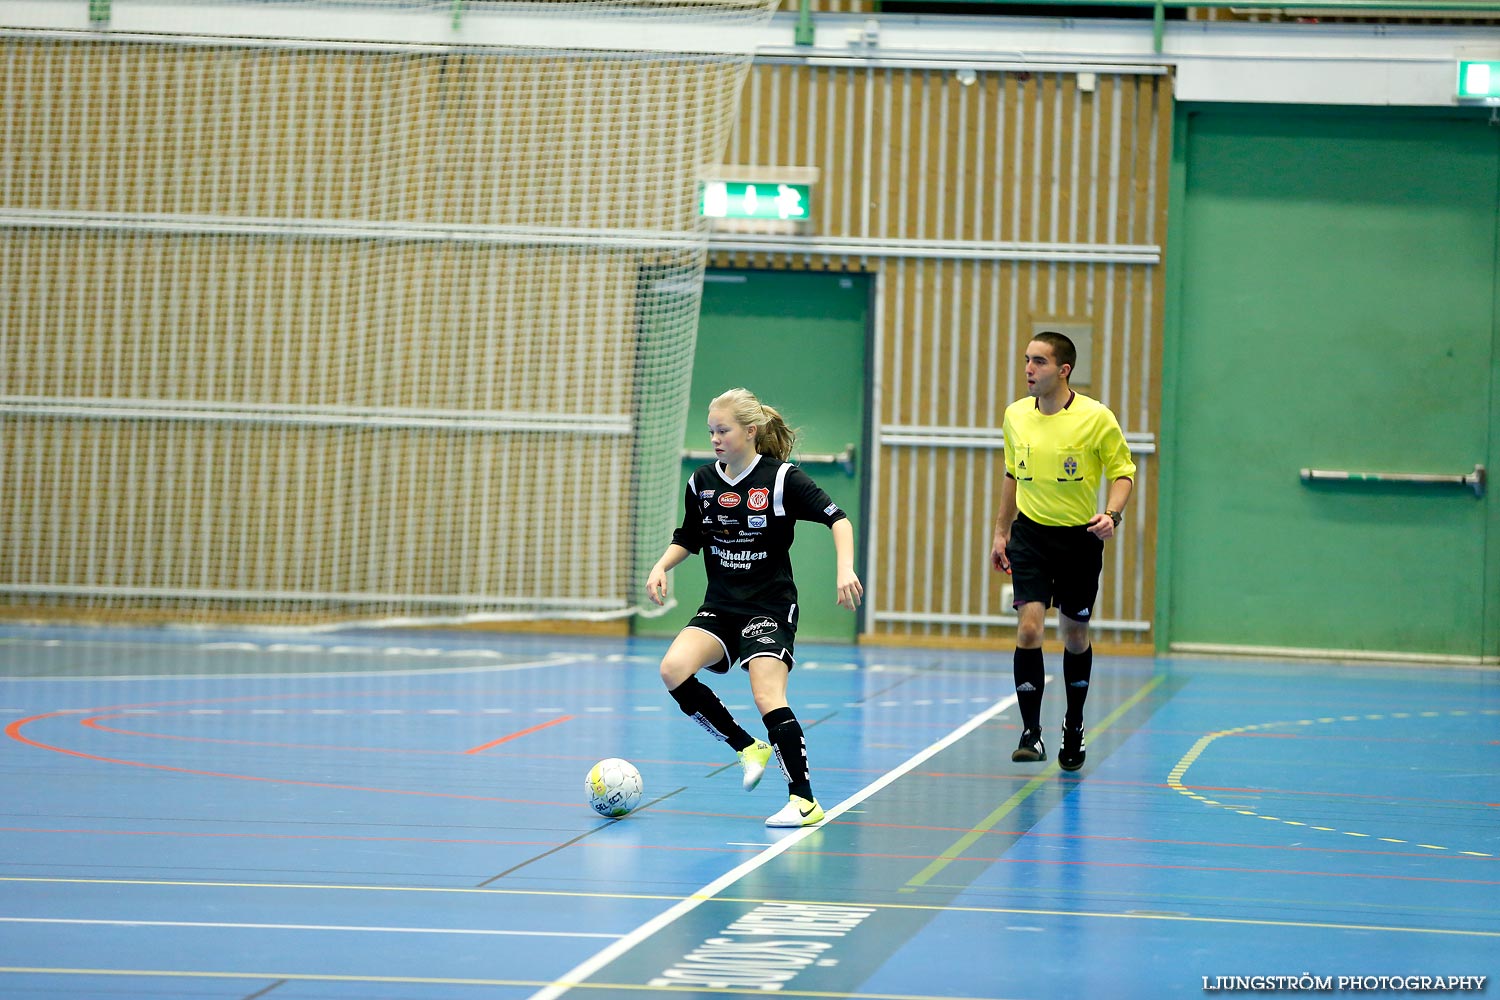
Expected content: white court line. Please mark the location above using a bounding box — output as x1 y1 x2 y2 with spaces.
526 691 1020 1000
0 917 619 938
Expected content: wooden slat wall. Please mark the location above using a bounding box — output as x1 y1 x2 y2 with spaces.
710 63 1173 648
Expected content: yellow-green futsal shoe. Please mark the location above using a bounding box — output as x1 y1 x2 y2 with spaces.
738 740 773 791
765 795 824 827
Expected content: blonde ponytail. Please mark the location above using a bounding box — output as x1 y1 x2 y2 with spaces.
708 388 798 463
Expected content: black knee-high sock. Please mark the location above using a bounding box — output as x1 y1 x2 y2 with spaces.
762 706 812 801
668 675 754 752
1062 646 1092 730
1014 646 1045 732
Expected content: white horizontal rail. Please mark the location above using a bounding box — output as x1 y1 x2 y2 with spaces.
780 55 1171 76
0 208 706 252
1300 463 1485 497
0 582 627 609
2 209 1156 264
881 425 1157 455
708 233 1159 264
1170 641 1496 667
1 397 633 434
0 11 771 55
875 609 1152 632
684 443 856 474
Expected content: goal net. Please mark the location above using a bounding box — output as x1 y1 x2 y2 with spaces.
0 0 777 627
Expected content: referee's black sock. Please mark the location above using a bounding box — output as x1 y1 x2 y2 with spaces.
763 706 813 801
1062 646 1092 730
668 675 755 753
1014 646 1045 732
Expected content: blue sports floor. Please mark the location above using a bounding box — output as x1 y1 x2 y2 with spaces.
0 624 1495 999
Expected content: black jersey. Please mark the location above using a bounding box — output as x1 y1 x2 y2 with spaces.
671 454 848 620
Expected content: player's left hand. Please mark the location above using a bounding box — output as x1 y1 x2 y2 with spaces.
836 571 863 611
1085 513 1115 540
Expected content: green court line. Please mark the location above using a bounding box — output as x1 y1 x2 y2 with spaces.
904 673 1167 890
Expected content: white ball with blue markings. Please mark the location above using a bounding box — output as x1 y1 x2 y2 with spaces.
586 757 643 818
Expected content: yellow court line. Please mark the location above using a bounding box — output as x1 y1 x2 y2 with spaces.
904 673 1167 890
0 968 1016 1000
1168 709 1500 858
3 878 1493 940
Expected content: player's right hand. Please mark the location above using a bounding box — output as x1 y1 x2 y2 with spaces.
990 538 1011 575
645 568 668 606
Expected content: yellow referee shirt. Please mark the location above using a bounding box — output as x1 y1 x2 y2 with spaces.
1003 391 1136 527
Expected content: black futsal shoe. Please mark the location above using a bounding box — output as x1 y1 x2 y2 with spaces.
1012 728 1046 762
1059 725 1087 772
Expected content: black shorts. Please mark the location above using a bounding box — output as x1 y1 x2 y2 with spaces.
682 608 797 674
1005 512 1105 622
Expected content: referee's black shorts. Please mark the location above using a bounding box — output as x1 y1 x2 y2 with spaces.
1005 511 1105 622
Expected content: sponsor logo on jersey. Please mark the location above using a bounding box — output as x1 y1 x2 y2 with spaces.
756 636 777 644
709 545 767 568
747 515 766 529
823 503 840 516
717 492 741 508
747 487 770 511
741 616 778 638
701 490 715 500
695 610 716 618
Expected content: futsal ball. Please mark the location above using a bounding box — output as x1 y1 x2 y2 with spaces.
586 757 644 818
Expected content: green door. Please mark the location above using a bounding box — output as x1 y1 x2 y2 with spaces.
1165 109 1499 659
636 268 870 643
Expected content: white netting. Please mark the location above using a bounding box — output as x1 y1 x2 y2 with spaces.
0 5 774 626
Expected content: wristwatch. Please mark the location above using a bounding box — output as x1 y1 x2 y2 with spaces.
1105 509 1122 526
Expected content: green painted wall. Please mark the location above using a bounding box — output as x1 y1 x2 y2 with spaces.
635 269 870 643
1161 106 1500 660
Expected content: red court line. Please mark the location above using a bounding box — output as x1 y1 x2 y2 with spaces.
79 715 463 755
839 822 1499 861
74 715 694 767
4 712 571 805
0 826 759 854
464 715 573 754
4 822 1493 886
886 855 1500 885
81 712 578 757
3 822 1488 864
902 770 1497 808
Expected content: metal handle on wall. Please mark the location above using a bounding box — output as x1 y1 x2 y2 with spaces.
1299 464 1486 498
684 444 857 477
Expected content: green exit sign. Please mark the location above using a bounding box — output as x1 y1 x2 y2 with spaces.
701 181 811 221
1457 60 1500 101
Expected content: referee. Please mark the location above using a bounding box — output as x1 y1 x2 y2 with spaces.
989 331 1135 771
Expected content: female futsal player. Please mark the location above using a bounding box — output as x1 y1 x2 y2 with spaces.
645 388 863 827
